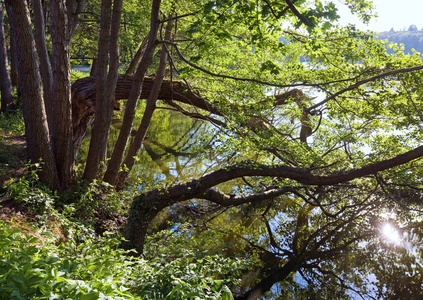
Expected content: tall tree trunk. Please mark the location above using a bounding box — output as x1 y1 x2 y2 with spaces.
84 0 123 181
5 0 59 190
4 2 18 91
0 2 13 112
32 0 53 128
83 0 112 181
115 18 174 190
50 0 74 188
103 0 162 185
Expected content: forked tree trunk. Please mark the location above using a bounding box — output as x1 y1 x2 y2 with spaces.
125 37 148 75
5 0 60 190
0 2 13 112
66 0 87 38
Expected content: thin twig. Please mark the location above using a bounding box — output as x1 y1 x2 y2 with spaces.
307 65 423 113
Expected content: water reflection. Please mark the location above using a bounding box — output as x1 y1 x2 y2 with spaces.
78 95 423 299
108 105 227 188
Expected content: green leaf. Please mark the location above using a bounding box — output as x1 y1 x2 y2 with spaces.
221 285 234 300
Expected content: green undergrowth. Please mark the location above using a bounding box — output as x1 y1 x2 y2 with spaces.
1 164 250 299
0 111 25 162
0 111 25 136
0 213 246 299
4 162 129 227
0 118 251 299
70 68 90 82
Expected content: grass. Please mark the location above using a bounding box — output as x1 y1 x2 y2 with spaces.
0 111 25 136
70 69 91 82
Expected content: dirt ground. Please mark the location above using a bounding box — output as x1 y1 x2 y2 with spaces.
0 134 27 185
0 133 29 222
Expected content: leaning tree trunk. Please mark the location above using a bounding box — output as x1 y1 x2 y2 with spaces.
71 74 309 157
102 0 162 185
5 0 60 190
71 73 222 157
123 144 423 253
0 2 13 112
114 15 174 190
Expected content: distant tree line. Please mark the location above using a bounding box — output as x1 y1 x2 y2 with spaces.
378 24 423 54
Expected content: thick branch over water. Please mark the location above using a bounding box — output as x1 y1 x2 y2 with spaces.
71 74 217 152
71 75 311 152
126 145 423 253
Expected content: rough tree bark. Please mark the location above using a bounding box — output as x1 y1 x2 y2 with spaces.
4 0 60 190
83 0 112 180
32 0 53 127
66 0 87 38
50 0 74 188
84 0 123 181
0 2 13 112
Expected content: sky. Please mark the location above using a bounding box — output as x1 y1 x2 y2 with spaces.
335 0 423 32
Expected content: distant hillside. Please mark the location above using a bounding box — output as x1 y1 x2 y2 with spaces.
377 25 423 55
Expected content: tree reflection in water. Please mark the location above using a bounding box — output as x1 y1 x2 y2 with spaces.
85 104 423 299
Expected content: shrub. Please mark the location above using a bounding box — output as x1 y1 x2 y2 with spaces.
4 161 55 215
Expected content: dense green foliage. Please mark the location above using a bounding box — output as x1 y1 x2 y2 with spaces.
0 216 250 299
0 111 24 136
1 162 250 299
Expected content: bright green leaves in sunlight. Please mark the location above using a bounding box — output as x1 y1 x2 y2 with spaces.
260 60 281 75
0 219 250 299
344 0 376 23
